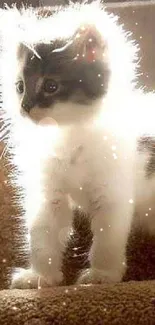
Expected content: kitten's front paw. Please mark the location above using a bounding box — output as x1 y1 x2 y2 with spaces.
77 268 122 285
11 268 48 289
11 268 63 289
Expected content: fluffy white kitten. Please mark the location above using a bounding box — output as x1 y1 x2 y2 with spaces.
0 1 153 288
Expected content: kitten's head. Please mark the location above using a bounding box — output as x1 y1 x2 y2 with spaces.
16 26 108 126
1 2 138 128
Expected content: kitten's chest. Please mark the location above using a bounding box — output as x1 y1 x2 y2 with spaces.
55 142 91 185
47 125 135 188
52 130 118 185
50 130 97 187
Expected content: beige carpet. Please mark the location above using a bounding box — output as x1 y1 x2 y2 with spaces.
1 281 155 324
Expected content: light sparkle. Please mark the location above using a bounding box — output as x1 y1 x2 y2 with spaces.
113 153 117 160
76 33 80 39
69 229 74 236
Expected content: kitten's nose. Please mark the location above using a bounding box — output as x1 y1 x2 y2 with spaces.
21 99 35 113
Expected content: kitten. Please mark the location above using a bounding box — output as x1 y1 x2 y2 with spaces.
0 2 152 288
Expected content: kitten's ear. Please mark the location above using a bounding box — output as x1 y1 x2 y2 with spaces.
73 24 105 63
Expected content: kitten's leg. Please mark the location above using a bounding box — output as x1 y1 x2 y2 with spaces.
12 190 73 289
77 198 133 284
32 193 73 286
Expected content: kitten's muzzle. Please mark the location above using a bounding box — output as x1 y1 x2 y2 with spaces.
21 98 35 113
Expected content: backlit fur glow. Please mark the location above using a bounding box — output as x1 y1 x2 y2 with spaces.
1 2 155 288
0 2 137 95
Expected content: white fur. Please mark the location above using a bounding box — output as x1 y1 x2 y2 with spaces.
1 2 155 288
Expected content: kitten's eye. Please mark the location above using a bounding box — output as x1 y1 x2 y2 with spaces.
44 79 58 94
16 80 24 94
